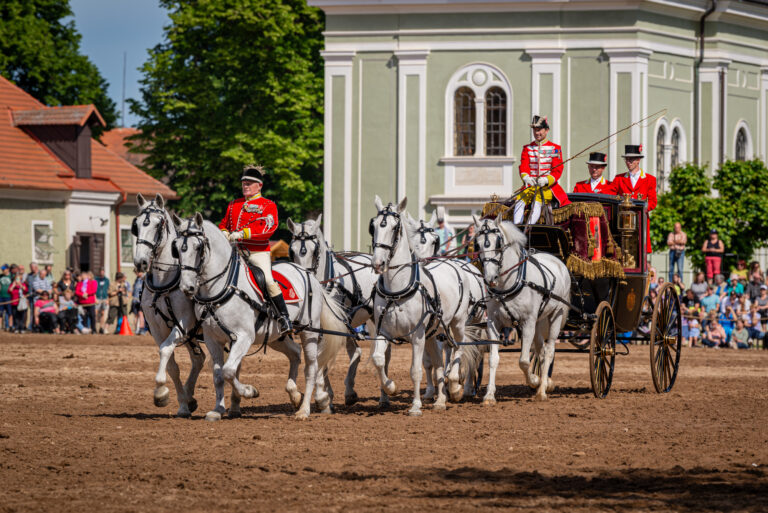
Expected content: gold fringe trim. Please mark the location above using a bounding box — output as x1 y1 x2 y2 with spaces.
481 202 509 219
552 202 606 224
566 254 626 280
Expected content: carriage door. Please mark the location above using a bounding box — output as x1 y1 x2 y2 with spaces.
70 232 105 273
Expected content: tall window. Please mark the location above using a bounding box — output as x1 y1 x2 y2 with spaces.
656 126 666 193
735 128 747 161
485 87 507 156
32 221 55 264
454 87 476 156
120 227 134 267
670 128 680 169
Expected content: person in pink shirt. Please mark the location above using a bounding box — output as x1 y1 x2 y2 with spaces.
34 290 60 333
76 271 98 333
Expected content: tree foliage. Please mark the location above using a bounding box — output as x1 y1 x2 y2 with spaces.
651 160 768 271
0 0 118 129
130 0 325 224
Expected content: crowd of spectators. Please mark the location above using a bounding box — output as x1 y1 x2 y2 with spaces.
0 262 147 336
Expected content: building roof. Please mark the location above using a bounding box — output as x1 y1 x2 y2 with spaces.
101 127 146 167
0 75 175 199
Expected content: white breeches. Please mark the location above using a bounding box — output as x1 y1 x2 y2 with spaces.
247 251 281 297
513 200 542 225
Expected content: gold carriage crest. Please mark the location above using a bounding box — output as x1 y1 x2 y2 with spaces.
626 289 637 311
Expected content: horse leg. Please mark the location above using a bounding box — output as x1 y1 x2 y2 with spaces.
205 340 227 422
379 342 392 408
221 335 258 401
371 336 397 398
270 336 303 409
536 337 556 401
344 337 362 406
423 346 435 400
518 320 537 388
446 323 467 402
426 337 446 410
408 330 427 417
296 336 320 420
229 362 244 418
153 327 183 408
527 333 545 389
180 342 205 416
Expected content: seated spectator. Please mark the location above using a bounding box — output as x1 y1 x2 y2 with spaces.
31 269 53 300
749 261 764 283
648 267 659 292
714 274 727 298
688 316 701 347
701 319 726 348
732 260 748 281
57 289 79 334
755 286 768 328
719 307 736 341
34 290 59 333
671 274 685 296
657 277 666 290
730 319 750 349
725 276 745 297
690 272 708 301
719 290 738 315
744 304 766 348
700 286 720 317
736 293 751 313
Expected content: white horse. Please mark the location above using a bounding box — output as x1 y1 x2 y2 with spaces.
132 193 205 417
369 197 470 415
287 215 378 406
473 215 571 400
173 214 348 420
402 212 495 403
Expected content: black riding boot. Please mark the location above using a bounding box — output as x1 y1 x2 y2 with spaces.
270 293 292 335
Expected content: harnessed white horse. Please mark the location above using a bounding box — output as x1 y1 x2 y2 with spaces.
287 215 378 406
403 213 493 403
132 194 206 417
369 197 470 415
173 214 348 420
473 215 571 400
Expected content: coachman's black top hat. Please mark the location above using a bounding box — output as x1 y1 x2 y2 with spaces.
586 152 608 165
530 115 549 129
241 164 264 183
621 144 644 158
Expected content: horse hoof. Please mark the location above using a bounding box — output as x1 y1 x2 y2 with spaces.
228 409 242 419
153 386 170 408
378 398 391 409
535 393 548 402
433 402 446 411
345 392 359 406
205 411 222 422
546 381 555 394
383 380 398 396
244 385 259 399
320 405 334 414
294 411 309 421
188 397 198 413
407 408 423 417
176 409 192 419
483 397 497 406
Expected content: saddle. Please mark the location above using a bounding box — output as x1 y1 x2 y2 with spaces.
245 265 301 304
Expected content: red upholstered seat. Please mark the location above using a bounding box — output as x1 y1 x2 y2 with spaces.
245 267 302 304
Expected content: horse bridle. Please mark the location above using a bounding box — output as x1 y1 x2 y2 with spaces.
368 204 402 264
476 220 505 269
289 222 321 273
132 204 169 256
417 220 440 257
173 223 210 275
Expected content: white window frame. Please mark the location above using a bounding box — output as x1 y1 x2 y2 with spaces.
31 220 54 265
654 117 671 192
733 120 754 161
669 120 687 169
120 226 135 268
444 63 513 158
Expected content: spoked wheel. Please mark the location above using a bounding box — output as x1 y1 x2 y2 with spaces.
650 282 682 393
589 301 616 398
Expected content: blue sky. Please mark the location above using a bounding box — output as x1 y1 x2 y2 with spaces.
69 0 170 127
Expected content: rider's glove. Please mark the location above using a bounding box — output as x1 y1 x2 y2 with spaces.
523 176 536 187
228 230 245 242
537 177 549 187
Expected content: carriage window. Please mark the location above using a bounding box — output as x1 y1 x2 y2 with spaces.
454 87 476 156
485 87 506 156
670 128 680 169
735 128 747 161
656 126 666 193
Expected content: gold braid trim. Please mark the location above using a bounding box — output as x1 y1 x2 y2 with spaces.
566 254 626 280
481 202 510 219
552 202 606 224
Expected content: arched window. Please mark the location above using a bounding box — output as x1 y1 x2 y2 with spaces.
656 125 666 193
454 87 476 156
485 87 506 156
735 128 747 161
670 128 680 169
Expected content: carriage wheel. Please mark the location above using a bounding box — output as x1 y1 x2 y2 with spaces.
650 282 682 393
589 301 616 398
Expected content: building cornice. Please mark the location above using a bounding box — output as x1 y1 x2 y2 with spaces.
0 188 70 203
320 50 356 65
68 190 122 206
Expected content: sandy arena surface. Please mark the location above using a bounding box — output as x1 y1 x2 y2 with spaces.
0 332 766 512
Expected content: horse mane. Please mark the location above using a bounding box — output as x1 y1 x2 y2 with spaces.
498 220 527 249
201 219 228 246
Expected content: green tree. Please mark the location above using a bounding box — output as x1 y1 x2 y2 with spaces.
130 0 324 224
0 0 118 129
651 160 768 272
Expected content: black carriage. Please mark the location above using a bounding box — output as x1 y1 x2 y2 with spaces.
482 192 682 398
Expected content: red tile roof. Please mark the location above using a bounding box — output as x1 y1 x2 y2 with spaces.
13 104 105 127
101 127 146 167
0 76 175 199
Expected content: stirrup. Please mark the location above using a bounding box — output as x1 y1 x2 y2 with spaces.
277 315 292 335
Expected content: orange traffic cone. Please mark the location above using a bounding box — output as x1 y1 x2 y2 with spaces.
118 315 134 336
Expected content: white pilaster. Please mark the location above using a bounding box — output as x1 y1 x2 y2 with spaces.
605 47 652 179
760 67 768 160
395 50 429 217
321 50 355 247
699 58 730 169
526 48 565 144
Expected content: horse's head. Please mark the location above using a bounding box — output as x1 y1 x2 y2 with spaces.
404 211 439 260
472 213 526 287
132 193 170 272
171 212 208 297
370 195 407 274
287 214 323 273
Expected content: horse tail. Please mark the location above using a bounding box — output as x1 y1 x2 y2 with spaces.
317 287 349 371
460 326 486 379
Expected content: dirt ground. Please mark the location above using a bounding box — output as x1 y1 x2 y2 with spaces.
0 332 766 512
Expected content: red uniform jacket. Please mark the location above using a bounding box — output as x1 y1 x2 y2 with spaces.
613 169 657 252
219 194 278 252
572 176 616 194
519 140 570 207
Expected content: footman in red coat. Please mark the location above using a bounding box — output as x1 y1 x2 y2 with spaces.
572 152 616 194
612 144 656 253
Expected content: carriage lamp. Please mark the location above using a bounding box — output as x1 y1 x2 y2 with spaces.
617 194 637 268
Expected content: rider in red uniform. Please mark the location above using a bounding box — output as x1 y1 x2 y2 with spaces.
219 165 291 333
572 152 616 194
612 144 657 253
